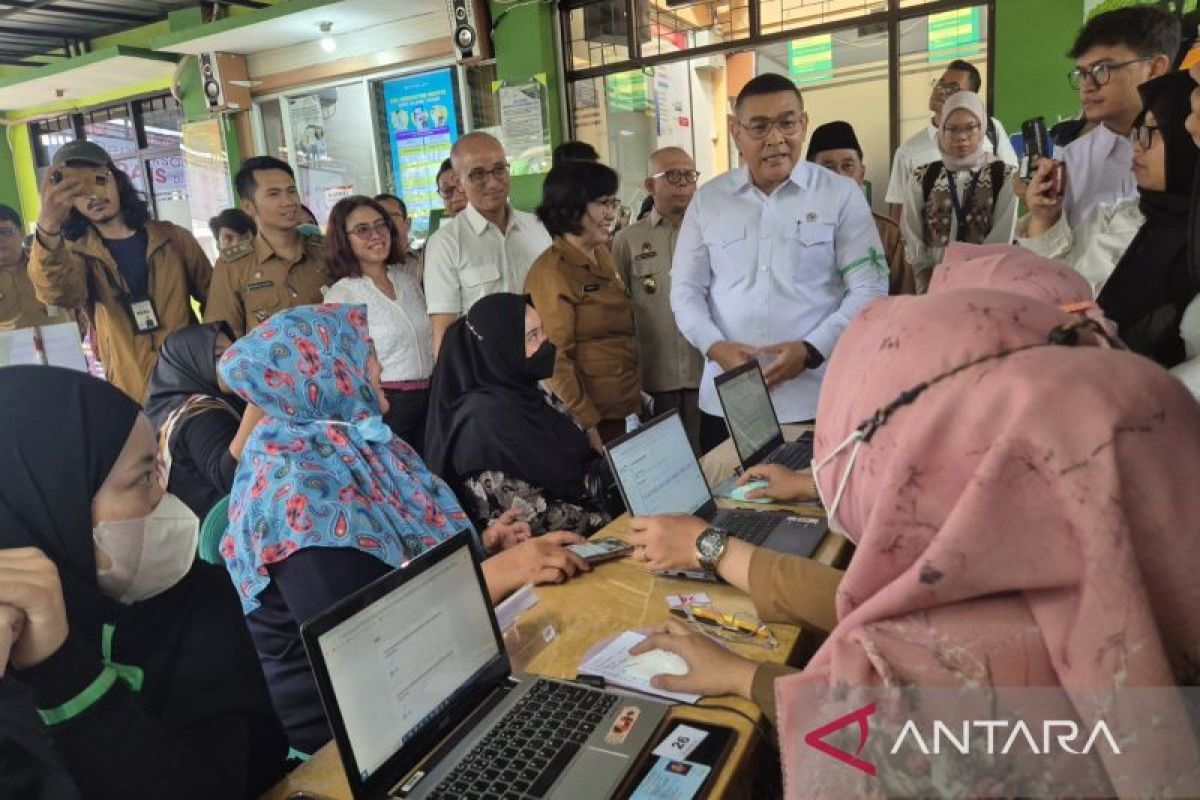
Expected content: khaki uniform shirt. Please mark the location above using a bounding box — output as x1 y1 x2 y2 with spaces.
874 212 914 295
205 232 329 337
524 238 641 429
28 221 211 402
612 210 703 393
0 255 72 330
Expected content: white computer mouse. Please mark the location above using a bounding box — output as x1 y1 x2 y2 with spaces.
623 649 690 681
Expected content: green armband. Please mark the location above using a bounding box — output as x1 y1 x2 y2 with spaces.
37 665 118 726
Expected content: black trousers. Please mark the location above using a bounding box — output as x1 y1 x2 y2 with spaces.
383 387 429 455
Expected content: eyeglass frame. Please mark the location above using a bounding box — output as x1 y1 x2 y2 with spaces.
931 79 963 96
1067 56 1154 90
735 112 805 141
589 196 622 213
1129 123 1162 150
437 182 466 200
463 163 511 188
649 168 701 186
943 121 983 139
345 218 391 241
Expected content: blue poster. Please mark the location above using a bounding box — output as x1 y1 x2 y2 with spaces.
382 69 459 238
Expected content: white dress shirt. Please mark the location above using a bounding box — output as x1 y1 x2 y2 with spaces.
670 162 888 422
885 117 1018 205
324 267 434 382
423 202 551 316
1015 196 1143 297
1055 124 1137 228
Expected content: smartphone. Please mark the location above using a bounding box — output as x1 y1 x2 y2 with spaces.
52 166 107 199
614 720 737 800
1019 116 1048 181
567 536 634 564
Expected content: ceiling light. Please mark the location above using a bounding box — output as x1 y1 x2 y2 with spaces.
318 21 336 53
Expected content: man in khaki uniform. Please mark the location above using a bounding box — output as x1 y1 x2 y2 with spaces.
807 121 913 295
612 147 704 453
206 157 329 337
29 142 211 402
0 204 71 331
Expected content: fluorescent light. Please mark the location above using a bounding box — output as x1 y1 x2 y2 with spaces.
319 21 336 53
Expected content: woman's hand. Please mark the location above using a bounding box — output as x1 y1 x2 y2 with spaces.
628 618 758 699
482 532 591 603
586 427 604 453
736 463 817 502
0 548 69 671
627 515 706 572
482 508 532 553
1024 158 1065 236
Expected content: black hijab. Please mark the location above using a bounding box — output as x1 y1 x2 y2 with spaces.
424 293 595 500
1098 70 1200 367
144 321 243 430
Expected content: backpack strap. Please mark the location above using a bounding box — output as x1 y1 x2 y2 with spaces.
989 160 1007 206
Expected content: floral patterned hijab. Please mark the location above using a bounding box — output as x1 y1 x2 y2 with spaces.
218 304 470 613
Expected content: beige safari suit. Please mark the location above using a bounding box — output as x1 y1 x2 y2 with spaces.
0 254 73 331
205 232 330 338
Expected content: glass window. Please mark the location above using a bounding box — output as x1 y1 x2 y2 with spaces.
566 0 633 71
898 6 989 146
259 99 288 163
287 83 380 225
138 95 183 151
83 103 137 158
465 61 501 131
759 0 883 36
31 114 77 181
640 0 751 58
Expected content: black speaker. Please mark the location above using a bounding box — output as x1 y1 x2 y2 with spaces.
446 0 492 62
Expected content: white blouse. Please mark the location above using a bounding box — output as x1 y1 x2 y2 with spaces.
324 265 434 382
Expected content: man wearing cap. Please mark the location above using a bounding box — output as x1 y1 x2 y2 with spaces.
612 146 705 453
29 141 211 402
807 121 913 295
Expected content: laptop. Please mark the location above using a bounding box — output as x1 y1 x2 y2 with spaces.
604 411 827 581
301 532 668 800
714 361 814 473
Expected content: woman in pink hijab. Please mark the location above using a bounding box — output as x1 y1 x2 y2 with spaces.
929 241 1094 306
629 287 1200 797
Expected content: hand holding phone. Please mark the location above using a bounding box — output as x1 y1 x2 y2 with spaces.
1025 158 1066 234
37 167 90 234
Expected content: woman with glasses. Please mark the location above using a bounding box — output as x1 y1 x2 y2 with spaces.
900 91 1018 293
524 160 641 449
323 196 434 452
1019 70 1199 368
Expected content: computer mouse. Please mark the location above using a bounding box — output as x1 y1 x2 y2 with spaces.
730 479 773 503
623 649 690 680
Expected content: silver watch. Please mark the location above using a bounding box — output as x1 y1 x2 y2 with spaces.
695 527 729 573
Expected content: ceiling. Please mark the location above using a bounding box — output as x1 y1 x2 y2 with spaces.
0 46 180 109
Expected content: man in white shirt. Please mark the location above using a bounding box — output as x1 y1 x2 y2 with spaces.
424 132 551 356
1055 5 1178 227
885 59 1018 223
671 72 888 451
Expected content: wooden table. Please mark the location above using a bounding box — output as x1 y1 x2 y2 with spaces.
264 482 844 800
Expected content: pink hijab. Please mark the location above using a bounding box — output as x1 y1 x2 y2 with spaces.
929 242 1094 306
777 289 1200 797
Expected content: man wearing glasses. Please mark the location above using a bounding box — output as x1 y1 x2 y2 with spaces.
424 132 551 356
612 147 705 453
0 204 72 331
1055 6 1179 227
884 59 1017 224
671 73 888 453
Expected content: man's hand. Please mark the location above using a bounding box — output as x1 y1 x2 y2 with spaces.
36 168 87 235
707 341 758 373
1024 158 1066 237
586 427 605 454
0 604 26 677
482 508 533 553
627 618 758 699
482 532 591 603
1012 172 1029 204
627 515 707 572
736 463 817 502
759 341 809 387
0 548 68 671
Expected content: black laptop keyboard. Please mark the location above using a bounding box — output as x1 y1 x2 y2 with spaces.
425 679 618 800
768 439 814 470
711 509 776 545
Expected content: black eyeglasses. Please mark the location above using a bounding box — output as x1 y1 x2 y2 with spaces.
464 163 510 187
1067 57 1153 90
650 168 700 186
1130 124 1162 150
736 113 802 140
346 219 390 240
438 183 465 200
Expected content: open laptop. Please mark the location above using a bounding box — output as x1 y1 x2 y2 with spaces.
301 532 668 800
714 361 814 473
604 411 827 581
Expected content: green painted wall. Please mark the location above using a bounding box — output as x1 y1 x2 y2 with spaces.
993 0 1085 134
489 0 563 212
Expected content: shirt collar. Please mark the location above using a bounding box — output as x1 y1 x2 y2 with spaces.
733 162 807 196
463 202 518 236
648 208 668 228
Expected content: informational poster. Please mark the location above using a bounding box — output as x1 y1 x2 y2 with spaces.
181 119 232 260
495 74 551 176
383 69 459 239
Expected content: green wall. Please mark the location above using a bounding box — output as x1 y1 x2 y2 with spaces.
993 0 1084 134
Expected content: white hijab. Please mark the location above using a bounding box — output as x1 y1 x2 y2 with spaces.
938 90 990 171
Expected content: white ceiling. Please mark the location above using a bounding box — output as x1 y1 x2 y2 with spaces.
157 0 447 56
0 50 179 112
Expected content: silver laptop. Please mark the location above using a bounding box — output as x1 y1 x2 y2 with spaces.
714 361 814 472
301 533 668 799
604 411 827 582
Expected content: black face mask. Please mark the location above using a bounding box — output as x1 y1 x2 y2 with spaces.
525 341 557 381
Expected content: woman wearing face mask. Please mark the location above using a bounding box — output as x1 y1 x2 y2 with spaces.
524 160 640 450
1020 70 1199 367
324 196 433 453
425 293 614 535
144 321 262 519
0 367 286 800
901 91 1018 293
219 303 590 754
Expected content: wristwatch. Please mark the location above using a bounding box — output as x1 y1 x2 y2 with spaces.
695 527 730 573
801 341 825 370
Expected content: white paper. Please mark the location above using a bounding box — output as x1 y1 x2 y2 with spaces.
652 723 708 761
494 583 537 632
578 631 699 704
0 327 39 366
39 322 86 371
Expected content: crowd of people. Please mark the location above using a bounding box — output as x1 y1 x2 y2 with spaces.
2 4 1200 798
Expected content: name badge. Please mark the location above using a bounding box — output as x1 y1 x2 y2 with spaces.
634 250 658 260
247 280 275 292
125 295 161 334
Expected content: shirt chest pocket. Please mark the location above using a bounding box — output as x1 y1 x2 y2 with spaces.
461 262 501 289
786 222 835 281
703 225 754 274
244 276 286 324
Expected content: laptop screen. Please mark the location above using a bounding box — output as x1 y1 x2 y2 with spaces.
607 412 711 516
315 544 500 782
718 364 782 464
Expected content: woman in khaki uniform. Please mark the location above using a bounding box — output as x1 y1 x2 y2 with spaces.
524 161 640 448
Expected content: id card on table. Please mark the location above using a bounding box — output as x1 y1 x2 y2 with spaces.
629 758 711 800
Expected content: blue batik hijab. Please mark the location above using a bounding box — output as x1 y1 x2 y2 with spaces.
218 304 471 613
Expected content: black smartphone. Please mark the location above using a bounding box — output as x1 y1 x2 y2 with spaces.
1020 116 1048 181
614 720 737 800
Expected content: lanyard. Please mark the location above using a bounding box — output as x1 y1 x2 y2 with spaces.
946 169 981 242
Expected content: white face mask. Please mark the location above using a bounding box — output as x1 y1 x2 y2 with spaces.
811 429 866 538
93 493 199 604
